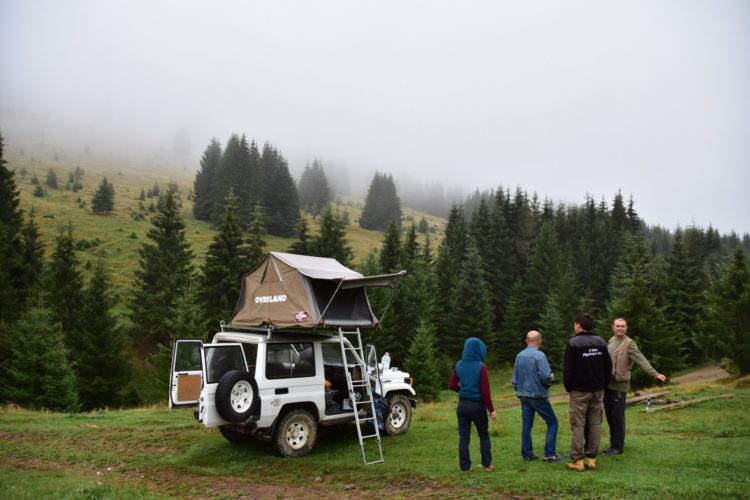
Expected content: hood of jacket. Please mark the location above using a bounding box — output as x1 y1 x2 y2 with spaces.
461 337 487 363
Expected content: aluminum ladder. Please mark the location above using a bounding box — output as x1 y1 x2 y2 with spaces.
338 327 384 465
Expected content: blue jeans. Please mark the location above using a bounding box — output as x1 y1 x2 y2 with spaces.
457 399 492 470
520 396 558 458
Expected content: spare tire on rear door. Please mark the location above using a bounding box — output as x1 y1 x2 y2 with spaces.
216 370 260 423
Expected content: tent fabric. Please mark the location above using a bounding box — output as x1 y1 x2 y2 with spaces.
228 252 396 330
271 252 363 280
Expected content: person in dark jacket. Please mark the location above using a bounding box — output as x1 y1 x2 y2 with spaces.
563 313 612 472
449 337 497 472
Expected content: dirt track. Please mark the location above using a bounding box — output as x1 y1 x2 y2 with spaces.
670 364 730 385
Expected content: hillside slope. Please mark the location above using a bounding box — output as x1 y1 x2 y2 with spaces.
5 138 446 296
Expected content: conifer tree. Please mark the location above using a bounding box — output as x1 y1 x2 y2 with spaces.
91 177 115 214
435 205 467 348
298 159 331 215
611 190 628 232
0 295 80 412
402 223 419 269
245 204 267 270
130 188 194 347
215 134 258 226
45 224 86 357
20 208 45 300
498 222 565 361
605 237 681 387
45 168 58 189
380 220 402 273
261 144 300 236
488 188 514 330
700 249 750 373
78 260 131 410
0 131 26 322
403 322 442 402
289 216 312 255
665 230 708 363
537 295 570 372
193 138 222 221
359 172 402 231
447 243 495 358
310 205 353 266
200 192 248 326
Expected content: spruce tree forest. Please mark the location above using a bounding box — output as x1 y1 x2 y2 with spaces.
1 131 749 410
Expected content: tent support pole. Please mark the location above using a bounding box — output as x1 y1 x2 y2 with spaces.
375 272 405 329
313 278 345 333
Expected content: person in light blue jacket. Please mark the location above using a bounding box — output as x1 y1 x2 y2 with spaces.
512 330 563 462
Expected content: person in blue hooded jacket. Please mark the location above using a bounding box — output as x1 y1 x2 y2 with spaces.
449 337 497 472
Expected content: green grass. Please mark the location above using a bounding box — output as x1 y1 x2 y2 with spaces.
2 371 748 498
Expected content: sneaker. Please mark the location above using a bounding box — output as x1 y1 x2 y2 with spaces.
566 460 585 472
483 465 494 472
523 454 539 461
543 455 564 463
602 448 622 456
584 457 597 470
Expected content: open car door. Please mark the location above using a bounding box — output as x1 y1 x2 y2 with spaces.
170 339 203 409
366 344 383 395
198 343 250 428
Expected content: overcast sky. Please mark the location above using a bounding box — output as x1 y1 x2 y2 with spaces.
1 0 748 234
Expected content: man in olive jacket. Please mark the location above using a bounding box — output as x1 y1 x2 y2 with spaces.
603 318 667 456
563 313 612 472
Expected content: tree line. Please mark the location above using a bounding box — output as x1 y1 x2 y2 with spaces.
355 187 750 400
1 129 748 411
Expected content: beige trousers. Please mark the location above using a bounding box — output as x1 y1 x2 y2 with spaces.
568 390 604 460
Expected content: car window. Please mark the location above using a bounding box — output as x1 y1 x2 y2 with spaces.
322 342 358 366
205 345 245 384
241 343 258 373
266 343 315 379
174 341 202 372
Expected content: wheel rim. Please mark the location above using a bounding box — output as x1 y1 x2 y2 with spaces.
230 380 254 413
285 421 308 449
390 403 406 428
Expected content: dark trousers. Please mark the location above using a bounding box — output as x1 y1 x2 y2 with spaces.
604 388 627 452
520 397 558 458
457 399 492 470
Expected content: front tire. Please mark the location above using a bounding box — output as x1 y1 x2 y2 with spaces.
273 409 318 457
384 394 412 436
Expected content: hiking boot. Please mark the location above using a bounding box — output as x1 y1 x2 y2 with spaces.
584 457 597 470
566 460 585 472
602 448 622 456
543 455 564 463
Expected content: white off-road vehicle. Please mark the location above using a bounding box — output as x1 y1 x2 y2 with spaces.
168 252 416 461
169 329 417 457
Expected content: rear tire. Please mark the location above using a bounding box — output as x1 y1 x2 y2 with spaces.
215 370 259 423
384 394 412 436
273 409 318 457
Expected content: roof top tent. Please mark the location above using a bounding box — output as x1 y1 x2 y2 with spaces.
227 251 405 332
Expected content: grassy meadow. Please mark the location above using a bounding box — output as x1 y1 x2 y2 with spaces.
1 367 748 498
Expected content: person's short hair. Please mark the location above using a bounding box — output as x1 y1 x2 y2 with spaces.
575 313 594 331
